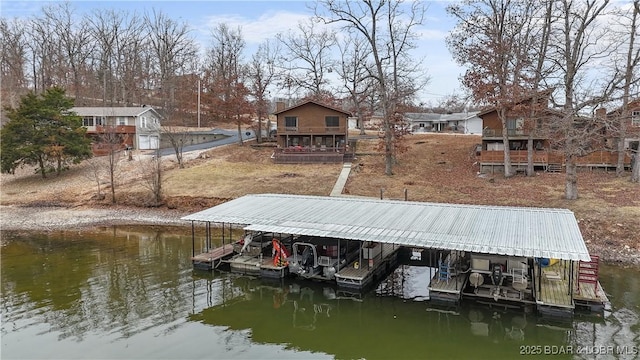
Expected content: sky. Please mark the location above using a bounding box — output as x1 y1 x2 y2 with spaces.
0 0 466 105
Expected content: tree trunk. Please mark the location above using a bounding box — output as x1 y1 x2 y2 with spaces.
527 136 534 177
632 151 639 182
501 114 513 177
385 123 393 176
38 155 46 179
237 120 243 145
565 156 578 200
109 149 116 204
616 126 627 177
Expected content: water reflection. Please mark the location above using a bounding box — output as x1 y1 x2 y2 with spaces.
1 228 638 359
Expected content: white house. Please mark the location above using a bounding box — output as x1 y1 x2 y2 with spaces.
71 106 162 150
404 111 482 134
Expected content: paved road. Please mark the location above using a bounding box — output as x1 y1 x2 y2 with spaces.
158 128 255 156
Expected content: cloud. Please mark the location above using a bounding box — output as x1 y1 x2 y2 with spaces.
203 10 310 45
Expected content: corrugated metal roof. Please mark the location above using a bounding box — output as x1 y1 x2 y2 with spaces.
181 194 591 261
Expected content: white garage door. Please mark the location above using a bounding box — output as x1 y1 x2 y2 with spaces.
149 135 159 149
138 134 160 150
139 135 150 149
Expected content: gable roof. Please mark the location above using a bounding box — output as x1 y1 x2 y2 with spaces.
70 107 160 118
606 99 640 116
476 89 555 118
273 100 351 116
182 193 591 261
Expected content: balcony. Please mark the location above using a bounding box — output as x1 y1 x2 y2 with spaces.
482 128 531 138
480 150 631 167
88 125 136 134
278 125 347 134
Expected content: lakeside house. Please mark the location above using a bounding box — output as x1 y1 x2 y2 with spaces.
71 106 162 155
272 100 353 163
477 93 635 173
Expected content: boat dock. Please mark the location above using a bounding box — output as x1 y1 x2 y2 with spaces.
182 193 608 316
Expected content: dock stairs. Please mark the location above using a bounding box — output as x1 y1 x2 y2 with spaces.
547 163 563 173
577 255 600 295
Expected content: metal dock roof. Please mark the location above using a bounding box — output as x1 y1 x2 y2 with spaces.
181 194 591 261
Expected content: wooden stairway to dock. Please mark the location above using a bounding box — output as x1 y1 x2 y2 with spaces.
547 163 563 173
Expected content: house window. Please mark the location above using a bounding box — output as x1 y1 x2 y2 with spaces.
83 117 94 127
507 118 524 135
284 116 297 129
325 116 339 127
632 111 640 126
141 116 147 128
96 116 104 126
117 117 126 126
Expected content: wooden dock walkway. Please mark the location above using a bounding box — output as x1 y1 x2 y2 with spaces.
335 244 399 289
192 244 235 270
533 261 574 315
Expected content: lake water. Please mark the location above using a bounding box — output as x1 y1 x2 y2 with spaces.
1 226 638 359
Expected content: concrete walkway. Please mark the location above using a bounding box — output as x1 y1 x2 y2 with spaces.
330 162 352 197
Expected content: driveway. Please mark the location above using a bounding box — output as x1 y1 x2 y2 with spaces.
158 128 255 156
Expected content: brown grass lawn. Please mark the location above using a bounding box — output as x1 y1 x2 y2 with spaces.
1 132 637 264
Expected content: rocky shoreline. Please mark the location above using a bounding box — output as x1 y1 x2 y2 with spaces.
1 204 638 268
0 205 189 232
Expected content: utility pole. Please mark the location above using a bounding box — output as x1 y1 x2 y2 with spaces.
197 78 201 128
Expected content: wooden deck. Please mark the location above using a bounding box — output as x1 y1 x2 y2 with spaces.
228 254 262 275
191 244 235 270
533 262 574 312
429 273 468 294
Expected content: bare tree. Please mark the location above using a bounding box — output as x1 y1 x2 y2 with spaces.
26 12 60 93
611 1 640 177
524 0 555 177
205 23 249 144
277 18 337 98
87 9 147 106
0 18 28 114
145 9 199 112
96 126 124 204
138 150 163 207
336 33 374 135
448 0 542 178
548 0 619 199
315 0 427 175
248 40 280 143
161 123 189 168
83 156 108 200
42 2 94 104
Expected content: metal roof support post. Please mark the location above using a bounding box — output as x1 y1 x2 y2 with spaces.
205 221 210 252
537 261 542 293
338 238 341 274
191 221 195 258
568 261 574 297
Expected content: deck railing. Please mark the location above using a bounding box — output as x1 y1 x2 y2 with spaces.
278 125 347 134
483 128 531 137
272 146 353 163
480 150 631 166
